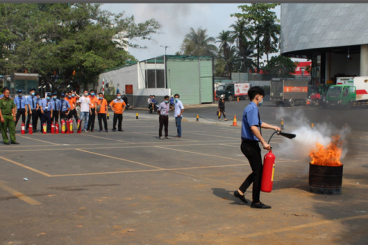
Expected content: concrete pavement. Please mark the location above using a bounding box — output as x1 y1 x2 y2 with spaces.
0 104 367 244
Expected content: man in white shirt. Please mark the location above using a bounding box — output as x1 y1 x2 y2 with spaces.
78 90 91 132
174 94 184 138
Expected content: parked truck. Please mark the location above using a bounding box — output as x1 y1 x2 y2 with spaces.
270 79 309 106
215 83 250 101
323 76 368 108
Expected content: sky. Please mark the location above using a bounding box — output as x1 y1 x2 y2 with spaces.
100 4 292 63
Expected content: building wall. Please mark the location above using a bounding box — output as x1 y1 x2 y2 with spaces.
98 65 138 95
281 3 368 55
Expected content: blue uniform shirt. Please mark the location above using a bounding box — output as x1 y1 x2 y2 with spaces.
14 96 27 109
40 98 52 112
241 102 262 141
26 96 38 110
48 99 61 111
59 99 71 112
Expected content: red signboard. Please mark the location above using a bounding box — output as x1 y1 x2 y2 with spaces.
284 86 308 92
125 84 133 94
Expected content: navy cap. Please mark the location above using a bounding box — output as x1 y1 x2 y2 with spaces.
47 93 51 97
52 91 57 95
61 93 65 97
35 92 39 96
29 88 35 92
17 89 22 93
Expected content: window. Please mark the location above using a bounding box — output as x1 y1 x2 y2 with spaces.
145 69 165 88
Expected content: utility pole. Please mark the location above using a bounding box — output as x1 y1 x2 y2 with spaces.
160 45 170 55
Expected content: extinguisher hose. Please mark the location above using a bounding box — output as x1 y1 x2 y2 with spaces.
267 131 278 144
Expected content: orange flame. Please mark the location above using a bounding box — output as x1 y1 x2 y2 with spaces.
309 135 343 166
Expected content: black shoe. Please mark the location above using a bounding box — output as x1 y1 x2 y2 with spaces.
251 202 271 209
11 142 20 144
113 129 116 132
4 142 10 145
234 190 248 204
118 129 124 132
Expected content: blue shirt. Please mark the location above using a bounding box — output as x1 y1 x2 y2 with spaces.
241 102 262 141
48 99 61 111
59 99 71 112
170 97 174 104
151 98 157 103
14 96 27 109
26 96 38 110
39 98 52 112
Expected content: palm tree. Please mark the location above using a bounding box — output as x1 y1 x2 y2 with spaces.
180 27 217 56
258 19 280 62
216 30 233 77
229 19 254 72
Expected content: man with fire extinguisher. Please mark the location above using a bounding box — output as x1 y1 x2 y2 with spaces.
234 86 280 209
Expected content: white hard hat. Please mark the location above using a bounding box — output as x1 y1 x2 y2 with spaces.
220 94 225 99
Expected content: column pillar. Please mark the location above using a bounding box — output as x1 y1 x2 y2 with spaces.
360 44 368 76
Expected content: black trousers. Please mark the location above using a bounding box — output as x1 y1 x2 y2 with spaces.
98 113 108 131
60 111 68 122
113 114 122 130
15 108 26 127
37 110 43 131
159 115 169 137
68 109 78 121
218 108 226 119
87 108 96 131
239 140 263 203
52 111 59 123
41 111 52 133
26 109 38 131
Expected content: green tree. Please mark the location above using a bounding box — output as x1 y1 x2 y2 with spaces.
229 19 253 72
232 3 280 73
258 19 280 62
0 3 161 92
180 27 217 56
216 30 233 77
263 55 298 78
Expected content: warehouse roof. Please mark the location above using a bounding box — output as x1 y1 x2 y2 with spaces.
102 55 213 73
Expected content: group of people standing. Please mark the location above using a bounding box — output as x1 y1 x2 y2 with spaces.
0 87 128 144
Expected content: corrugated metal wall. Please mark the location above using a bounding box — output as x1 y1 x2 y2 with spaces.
167 58 213 105
199 59 213 103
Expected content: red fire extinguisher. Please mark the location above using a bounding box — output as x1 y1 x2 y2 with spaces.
29 123 33 134
21 122 25 134
55 122 59 134
51 122 55 134
66 119 70 134
261 131 296 193
261 149 276 192
69 119 73 133
61 119 66 134
43 123 47 134
77 119 82 133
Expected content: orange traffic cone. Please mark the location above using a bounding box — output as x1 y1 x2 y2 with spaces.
237 97 239 102
232 115 238 126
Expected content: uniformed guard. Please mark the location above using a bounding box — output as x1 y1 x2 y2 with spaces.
14 89 27 127
26 88 38 132
59 93 70 123
0 88 19 144
50 92 60 123
40 93 53 133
